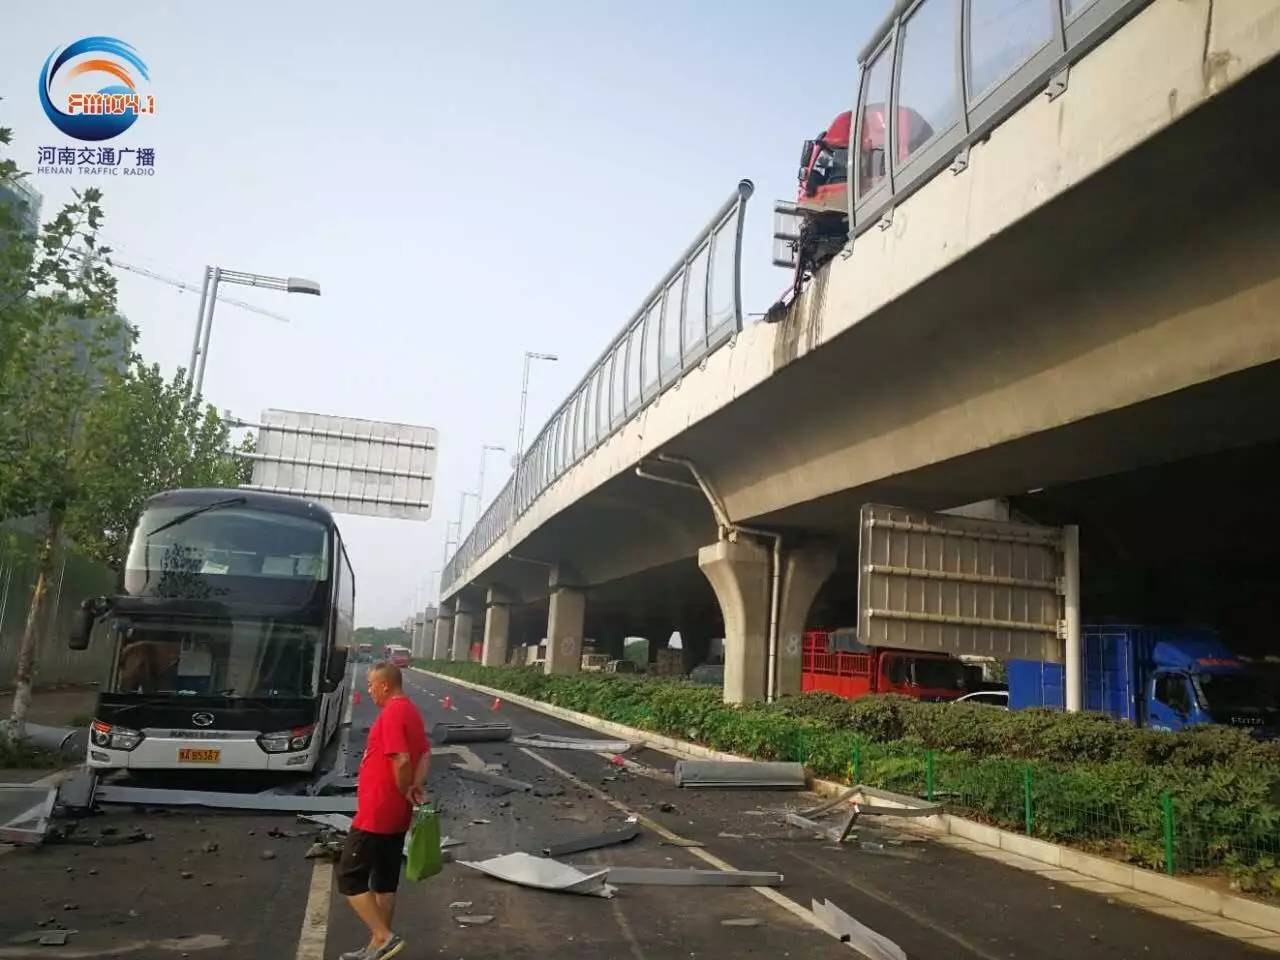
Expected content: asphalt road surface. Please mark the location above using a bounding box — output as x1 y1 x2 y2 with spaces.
0 668 1273 960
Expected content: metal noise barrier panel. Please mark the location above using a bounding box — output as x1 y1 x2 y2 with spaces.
431 722 513 744
673 760 806 789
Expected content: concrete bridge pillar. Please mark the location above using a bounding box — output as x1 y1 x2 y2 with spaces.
432 600 455 660
544 587 586 675
482 586 513 667
776 542 838 698
452 597 477 661
698 539 770 704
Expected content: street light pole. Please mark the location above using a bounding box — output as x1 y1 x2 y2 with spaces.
190 265 321 398
457 490 478 536
477 443 505 515
511 351 558 525
188 266 211 381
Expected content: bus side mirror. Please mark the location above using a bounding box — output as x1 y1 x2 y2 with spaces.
69 597 110 650
69 606 94 650
324 647 349 691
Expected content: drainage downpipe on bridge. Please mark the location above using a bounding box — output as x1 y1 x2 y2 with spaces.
638 455 784 702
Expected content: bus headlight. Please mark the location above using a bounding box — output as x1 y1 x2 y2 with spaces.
258 724 315 753
91 720 143 751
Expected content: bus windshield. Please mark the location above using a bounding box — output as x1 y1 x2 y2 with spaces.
123 504 331 606
111 618 324 698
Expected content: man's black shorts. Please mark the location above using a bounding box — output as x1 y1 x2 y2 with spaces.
336 828 406 896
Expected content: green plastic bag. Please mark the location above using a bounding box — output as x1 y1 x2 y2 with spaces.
404 804 442 882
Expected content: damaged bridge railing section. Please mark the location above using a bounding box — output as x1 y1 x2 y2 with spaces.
443 179 754 591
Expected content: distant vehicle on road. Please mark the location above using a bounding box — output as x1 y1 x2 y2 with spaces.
69 488 353 773
386 645 412 668
581 654 610 672
355 642 374 663
802 630 970 702
954 690 1010 709
1009 625 1276 735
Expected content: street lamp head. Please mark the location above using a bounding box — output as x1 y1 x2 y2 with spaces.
286 277 321 296
526 351 558 362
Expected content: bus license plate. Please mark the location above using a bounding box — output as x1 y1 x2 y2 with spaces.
178 748 221 764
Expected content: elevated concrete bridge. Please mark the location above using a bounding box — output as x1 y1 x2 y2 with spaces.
440 0 1280 702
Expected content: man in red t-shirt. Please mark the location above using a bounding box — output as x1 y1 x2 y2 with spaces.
336 662 429 960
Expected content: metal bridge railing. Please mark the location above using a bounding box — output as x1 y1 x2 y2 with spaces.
442 180 754 591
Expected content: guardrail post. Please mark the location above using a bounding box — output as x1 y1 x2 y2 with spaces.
1023 767 1034 836
925 751 935 802
1161 791 1176 875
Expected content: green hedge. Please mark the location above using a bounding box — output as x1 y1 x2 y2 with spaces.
420 661 1280 894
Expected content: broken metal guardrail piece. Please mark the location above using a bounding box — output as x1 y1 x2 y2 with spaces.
568 865 783 886
541 824 640 858
512 733 633 753
432 722 513 744
298 813 354 833
811 898 907 960
95 785 357 813
56 767 99 812
459 851 616 898
0 784 58 845
452 767 534 793
674 760 806 789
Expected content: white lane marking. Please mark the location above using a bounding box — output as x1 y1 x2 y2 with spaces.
518 748 830 936
294 858 333 960
465 715 477 721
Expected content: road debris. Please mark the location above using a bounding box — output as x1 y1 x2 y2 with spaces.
305 839 344 861
570 866 783 886
260 849 277 860
453 767 535 793
95 785 356 814
674 760 805 789
460 852 616 898
201 841 219 853
298 813 353 833
0 783 58 845
721 918 761 927
811 898 907 960
513 733 633 753
39 929 74 946
433 722 512 744
449 901 474 910
454 914 495 926
541 824 641 858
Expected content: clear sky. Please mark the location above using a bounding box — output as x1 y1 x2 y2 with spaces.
2 1 888 626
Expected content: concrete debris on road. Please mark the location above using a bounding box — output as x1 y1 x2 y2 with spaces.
305 839 344 861
513 733 633 753
569 866 784 887
811 898 907 960
541 824 641 858
460 852 616 898
674 760 805 789
95 785 357 814
433 722 513 744
449 901 474 910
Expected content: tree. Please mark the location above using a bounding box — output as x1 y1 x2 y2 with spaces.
1 119 125 745
1 116 252 744
66 362 254 569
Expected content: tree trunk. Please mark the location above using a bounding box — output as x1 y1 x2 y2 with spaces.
6 508 63 747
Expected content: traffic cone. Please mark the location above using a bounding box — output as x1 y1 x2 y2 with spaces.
441 694 453 710
352 690 361 705
490 697 502 712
